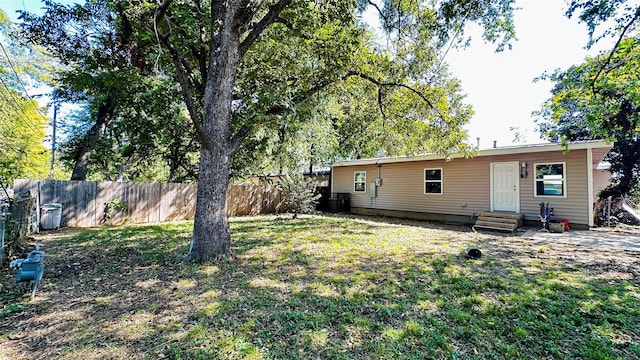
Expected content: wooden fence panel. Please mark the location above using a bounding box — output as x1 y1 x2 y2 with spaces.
128 182 148 224
96 181 112 224
147 182 161 223
159 183 197 222
228 185 250 216
96 181 127 225
76 181 98 227
63 181 82 227
12 179 281 228
263 184 284 213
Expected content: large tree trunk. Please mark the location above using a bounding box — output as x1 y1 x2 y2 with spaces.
70 98 114 180
184 3 240 261
187 145 232 260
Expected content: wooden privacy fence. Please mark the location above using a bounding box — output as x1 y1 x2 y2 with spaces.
13 180 284 228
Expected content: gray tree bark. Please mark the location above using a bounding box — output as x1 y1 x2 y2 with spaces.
70 98 114 181
184 0 242 261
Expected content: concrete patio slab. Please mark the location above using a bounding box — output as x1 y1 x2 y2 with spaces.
521 227 640 252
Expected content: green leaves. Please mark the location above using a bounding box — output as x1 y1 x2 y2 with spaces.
14 0 520 182
566 0 639 48
277 173 321 216
535 36 640 195
0 13 50 182
0 86 49 182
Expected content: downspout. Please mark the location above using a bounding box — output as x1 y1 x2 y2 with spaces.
330 164 334 196
587 147 594 227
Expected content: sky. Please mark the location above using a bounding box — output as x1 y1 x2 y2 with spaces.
2 0 80 132
445 0 615 148
2 0 617 149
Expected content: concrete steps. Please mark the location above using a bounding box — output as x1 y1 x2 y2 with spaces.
473 212 524 232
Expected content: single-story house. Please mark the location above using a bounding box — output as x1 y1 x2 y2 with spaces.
331 140 613 230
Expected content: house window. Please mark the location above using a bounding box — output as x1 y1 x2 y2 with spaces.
354 171 366 192
424 168 442 194
535 163 566 196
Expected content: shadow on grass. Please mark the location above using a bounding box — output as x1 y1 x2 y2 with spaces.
0 215 638 359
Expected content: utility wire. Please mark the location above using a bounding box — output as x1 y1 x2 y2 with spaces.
0 76 43 134
0 133 28 155
0 98 46 157
0 110 36 154
0 77 44 138
0 40 49 119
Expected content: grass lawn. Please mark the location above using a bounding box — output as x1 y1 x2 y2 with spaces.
1 214 639 359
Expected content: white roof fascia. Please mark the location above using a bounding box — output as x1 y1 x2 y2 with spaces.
332 140 613 167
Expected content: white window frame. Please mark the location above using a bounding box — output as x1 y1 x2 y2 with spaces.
424 168 443 195
534 162 567 197
354 171 366 193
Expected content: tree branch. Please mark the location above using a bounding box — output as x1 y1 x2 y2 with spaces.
590 5 640 92
154 0 212 150
229 67 449 156
366 0 392 31
345 70 444 120
377 83 388 123
228 75 339 155
238 0 293 57
229 124 254 154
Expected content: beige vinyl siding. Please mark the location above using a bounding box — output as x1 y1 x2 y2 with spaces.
333 148 600 226
518 150 588 225
333 158 491 219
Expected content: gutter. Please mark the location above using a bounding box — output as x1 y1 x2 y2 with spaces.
332 140 613 167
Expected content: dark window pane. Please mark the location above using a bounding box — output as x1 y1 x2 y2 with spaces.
536 180 545 195
425 182 442 194
425 169 441 181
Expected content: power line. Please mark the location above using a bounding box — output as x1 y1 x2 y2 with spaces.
0 98 48 159
0 77 42 135
0 134 29 155
0 77 45 138
0 40 49 120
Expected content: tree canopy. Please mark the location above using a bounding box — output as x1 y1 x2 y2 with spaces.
536 36 640 196
16 1 517 184
0 10 50 183
0 85 50 182
535 0 639 197
17 0 518 261
141 0 518 261
18 1 202 183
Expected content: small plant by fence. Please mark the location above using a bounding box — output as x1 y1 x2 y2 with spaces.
13 180 284 228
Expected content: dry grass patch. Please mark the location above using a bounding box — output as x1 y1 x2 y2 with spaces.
1 215 638 359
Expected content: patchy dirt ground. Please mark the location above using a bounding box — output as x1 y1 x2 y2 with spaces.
0 227 186 360
0 218 639 359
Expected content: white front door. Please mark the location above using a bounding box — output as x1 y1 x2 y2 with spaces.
491 162 519 212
